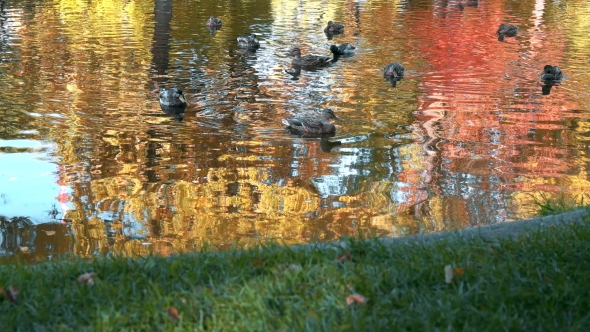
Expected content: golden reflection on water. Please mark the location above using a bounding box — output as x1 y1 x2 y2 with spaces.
2 0 590 262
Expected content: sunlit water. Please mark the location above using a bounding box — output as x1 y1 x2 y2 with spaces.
2 0 590 262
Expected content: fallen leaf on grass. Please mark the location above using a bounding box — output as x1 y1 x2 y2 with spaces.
252 259 265 267
77 272 97 286
346 293 367 306
168 306 180 321
1 285 19 303
445 265 464 283
444 265 454 283
336 251 352 262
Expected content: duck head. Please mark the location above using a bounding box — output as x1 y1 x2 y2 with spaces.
290 48 302 58
173 88 188 104
323 109 342 121
543 65 554 75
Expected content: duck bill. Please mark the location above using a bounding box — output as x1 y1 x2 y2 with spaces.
333 115 343 121
179 94 189 105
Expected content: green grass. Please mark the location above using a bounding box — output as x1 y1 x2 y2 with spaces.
2 221 590 331
531 192 590 216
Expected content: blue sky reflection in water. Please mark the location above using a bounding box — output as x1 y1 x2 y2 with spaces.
1 0 590 261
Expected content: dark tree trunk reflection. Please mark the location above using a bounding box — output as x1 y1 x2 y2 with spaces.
151 0 173 90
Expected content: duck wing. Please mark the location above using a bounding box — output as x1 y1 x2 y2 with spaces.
282 116 321 129
300 55 332 67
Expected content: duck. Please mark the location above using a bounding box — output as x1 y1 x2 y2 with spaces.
206 16 222 27
282 109 342 135
324 21 344 34
237 34 260 50
541 65 564 81
496 24 518 41
291 48 337 68
383 62 405 87
330 43 356 55
159 88 188 107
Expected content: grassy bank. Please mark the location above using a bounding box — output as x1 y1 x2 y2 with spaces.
2 220 590 331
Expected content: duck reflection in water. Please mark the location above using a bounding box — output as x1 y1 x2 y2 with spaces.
159 104 186 122
206 25 221 36
319 136 342 152
285 65 302 78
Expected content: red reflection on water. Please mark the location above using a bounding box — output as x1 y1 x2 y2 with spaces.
393 0 583 218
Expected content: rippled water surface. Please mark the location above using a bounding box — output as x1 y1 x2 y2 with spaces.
2 0 590 261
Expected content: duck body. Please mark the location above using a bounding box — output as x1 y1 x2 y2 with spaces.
159 88 188 107
497 24 518 41
541 65 564 81
291 48 336 68
282 109 342 135
324 21 344 34
237 34 260 50
330 43 356 55
206 16 222 27
384 62 404 87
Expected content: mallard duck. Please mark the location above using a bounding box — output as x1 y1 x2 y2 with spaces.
237 34 260 50
384 63 404 87
206 16 222 27
159 88 188 107
496 24 518 41
291 48 337 68
330 43 356 55
324 21 344 34
282 109 342 135
541 65 563 81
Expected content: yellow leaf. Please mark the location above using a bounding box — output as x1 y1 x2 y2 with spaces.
454 268 464 277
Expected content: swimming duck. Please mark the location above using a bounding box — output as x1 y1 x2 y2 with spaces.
206 16 222 27
330 43 356 55
541 65 563 81
383 62 404 87
237 34 260 50
496 24 518 41
159 88 188 107
282 109 342 135
324 21 344 34
291 48 337 68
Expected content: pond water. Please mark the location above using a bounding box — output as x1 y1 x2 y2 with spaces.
1 0 590 262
